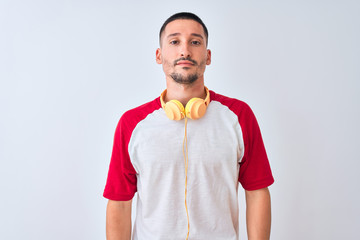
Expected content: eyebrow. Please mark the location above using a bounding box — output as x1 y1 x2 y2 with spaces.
166 33 204 39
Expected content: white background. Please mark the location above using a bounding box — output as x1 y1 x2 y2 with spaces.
1 0 359 239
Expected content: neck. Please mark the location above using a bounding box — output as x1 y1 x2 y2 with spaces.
165 78 206 106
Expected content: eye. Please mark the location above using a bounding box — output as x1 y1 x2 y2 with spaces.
191 40 201 45
170 40 179 45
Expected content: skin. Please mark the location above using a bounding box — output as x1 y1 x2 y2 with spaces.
246 188 272 240
156 19 211 106
106 19 272 240
106 199 132 240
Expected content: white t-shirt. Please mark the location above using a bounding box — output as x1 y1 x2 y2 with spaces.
104 90 274 240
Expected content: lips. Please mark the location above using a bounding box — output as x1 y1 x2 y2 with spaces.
176 60 194 66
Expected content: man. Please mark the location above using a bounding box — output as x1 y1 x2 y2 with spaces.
104 12 274 240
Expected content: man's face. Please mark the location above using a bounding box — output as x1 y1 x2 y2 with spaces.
156 19 211 85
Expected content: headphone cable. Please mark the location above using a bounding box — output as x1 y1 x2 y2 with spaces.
183 117 190 240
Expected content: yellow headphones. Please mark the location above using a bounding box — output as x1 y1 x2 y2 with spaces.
160 86 210 239
160 87 210 120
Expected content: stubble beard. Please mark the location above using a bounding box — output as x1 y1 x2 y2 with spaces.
170 57 203 85
170 72 199 85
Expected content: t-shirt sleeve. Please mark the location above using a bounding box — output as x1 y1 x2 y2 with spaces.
238 104 274 191
103 114 137 201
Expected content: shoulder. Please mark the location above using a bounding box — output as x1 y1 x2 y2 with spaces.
117 97 162 132
209 90 254 118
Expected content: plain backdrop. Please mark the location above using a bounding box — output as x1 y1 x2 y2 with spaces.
1 0 359 239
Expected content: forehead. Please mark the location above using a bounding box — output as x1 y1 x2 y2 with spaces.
163 19 205 39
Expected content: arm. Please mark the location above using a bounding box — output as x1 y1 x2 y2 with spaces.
245 187 272 240
106 199 132 240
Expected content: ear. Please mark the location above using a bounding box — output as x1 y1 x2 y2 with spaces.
156 48 162 64
206 49 211 65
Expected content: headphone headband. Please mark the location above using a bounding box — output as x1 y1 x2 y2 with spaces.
160 87 210 107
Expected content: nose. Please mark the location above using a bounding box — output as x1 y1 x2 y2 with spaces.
180 43 191 58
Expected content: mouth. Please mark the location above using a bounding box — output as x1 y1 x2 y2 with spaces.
176 60 195 66
174 58 197 67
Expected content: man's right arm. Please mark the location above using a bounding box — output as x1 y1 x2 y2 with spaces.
106 199 132 240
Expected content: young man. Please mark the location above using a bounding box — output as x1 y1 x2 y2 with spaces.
104 12 274 240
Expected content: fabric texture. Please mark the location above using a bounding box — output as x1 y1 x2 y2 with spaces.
104 90 274 240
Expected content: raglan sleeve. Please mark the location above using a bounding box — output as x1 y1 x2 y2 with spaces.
238 103 274 191
103 113 138 201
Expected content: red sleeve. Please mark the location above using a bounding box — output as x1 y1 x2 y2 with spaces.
237 104 274 190
103 113 137 201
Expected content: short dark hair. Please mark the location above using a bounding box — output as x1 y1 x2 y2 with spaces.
159 12 209 46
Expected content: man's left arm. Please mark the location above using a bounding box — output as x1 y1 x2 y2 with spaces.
245 187 272 240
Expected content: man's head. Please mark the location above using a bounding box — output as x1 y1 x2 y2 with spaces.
156 12 211 85
159 12 209 47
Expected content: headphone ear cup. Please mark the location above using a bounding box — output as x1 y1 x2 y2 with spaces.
164 100 185 120
185 98 207 120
